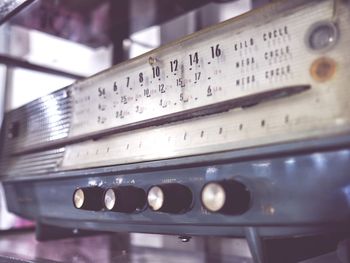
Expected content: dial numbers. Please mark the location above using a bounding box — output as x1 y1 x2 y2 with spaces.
70 0 333 138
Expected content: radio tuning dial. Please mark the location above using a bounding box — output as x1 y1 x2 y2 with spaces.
201 180 251 214
147 184 193 213
73 187 104 211
104 186 146 213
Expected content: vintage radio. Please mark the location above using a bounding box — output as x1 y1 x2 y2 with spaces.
1 0 350 262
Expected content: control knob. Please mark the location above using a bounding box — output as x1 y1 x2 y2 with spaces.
104 186 146 213
201 180 250 214
73 187 104 211
147 183 193 213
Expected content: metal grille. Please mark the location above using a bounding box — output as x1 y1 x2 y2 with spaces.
1 88 71 155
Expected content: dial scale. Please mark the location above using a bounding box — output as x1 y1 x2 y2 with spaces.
70 0 331 138
61 0 350 170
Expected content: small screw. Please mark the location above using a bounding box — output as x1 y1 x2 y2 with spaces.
148 56 157 65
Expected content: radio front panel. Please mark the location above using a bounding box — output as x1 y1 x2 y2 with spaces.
1 0 350 178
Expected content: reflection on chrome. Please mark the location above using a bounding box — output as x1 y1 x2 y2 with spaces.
253 162 270 168
36 93 71 143
341 185 350 206
284 158 296 165
311 153 327 170
42 95 64 124
338 150 350 159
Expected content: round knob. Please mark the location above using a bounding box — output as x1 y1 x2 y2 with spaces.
73 187 104 211
306 21 338 52
104 186 146 213
201 180 250 214
147 184 192 213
